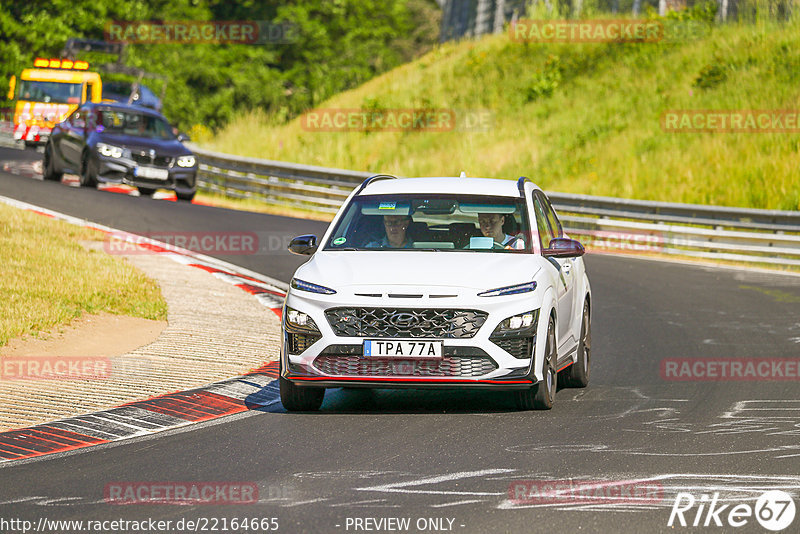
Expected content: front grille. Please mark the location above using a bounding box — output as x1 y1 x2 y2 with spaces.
325 308 487 338
313 354 497 377
288 333 321 354
492 336 534 359
132 152 172 167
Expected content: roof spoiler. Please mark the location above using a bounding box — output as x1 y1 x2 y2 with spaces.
355 174 397 195
517 176 530 197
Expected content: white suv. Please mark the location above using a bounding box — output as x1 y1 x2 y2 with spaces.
280 175 591 411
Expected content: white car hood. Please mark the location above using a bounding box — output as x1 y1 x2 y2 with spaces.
295 251 543 292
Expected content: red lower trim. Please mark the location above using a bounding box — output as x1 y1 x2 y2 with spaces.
290 376 532 384
557 361 573 372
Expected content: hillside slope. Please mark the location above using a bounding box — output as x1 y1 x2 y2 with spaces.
207 18 800 210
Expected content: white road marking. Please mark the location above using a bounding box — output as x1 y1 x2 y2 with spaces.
355 468 514 497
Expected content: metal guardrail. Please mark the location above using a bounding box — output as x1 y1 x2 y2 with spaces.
144 145 800 266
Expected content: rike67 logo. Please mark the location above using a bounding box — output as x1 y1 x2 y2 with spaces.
668 490 796 531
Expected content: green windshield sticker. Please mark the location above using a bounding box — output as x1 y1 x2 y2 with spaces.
378 202 396 210
333 237 347 245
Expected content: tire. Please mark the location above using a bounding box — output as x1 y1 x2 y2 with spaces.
176 190 196 202
280 376 324 412
137 187 158 197
560 300 591 388
79 151 98 187
514 317 557 410
42 143 63 181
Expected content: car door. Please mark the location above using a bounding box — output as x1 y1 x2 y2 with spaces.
533 191 576 350
59 107 87 170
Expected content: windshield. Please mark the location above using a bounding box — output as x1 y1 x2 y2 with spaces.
97 109 175 140
18 80 81 104
325 194 531 252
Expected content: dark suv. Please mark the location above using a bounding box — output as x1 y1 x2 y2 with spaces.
44 102 197 201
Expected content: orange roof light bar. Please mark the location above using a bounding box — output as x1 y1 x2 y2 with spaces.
32 58 90 70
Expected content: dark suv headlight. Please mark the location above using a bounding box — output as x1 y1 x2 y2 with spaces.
176 155 196 168
97 142 124 158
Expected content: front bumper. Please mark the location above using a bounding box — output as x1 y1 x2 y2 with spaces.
281 289 546 390
96 155 197 194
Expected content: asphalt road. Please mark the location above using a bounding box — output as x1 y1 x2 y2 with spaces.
1 146 799 534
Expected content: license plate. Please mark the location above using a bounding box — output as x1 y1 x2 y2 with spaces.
364 340 442 359
134 166 169 180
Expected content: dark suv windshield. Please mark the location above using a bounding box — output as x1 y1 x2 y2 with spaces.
325 194 531 252
97 109 175 140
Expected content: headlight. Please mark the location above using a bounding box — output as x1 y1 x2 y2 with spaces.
478 281 537 297
493 309 539 335
284 307 320 334
97 142 123 158
176 155 196 168
291 278 336 295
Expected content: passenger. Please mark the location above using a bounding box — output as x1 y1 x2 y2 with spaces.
477 213 524 249
366 215 414 248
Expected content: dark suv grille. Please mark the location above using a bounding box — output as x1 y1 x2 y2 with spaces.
325 308 488 338
313 354 497 377
132 152 172 167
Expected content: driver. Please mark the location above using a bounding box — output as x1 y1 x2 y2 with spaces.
477 213 524 249
366 215 414 248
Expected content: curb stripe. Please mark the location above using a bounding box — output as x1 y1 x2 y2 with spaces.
0 377 283 463
0 427 108 460
133 391 249 422
245 361 280 378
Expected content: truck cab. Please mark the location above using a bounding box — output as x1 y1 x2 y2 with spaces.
8 58 102 146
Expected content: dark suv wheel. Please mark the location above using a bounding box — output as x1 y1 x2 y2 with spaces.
42 143 63 181
79 151 98 187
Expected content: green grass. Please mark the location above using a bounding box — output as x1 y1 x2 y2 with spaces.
0 203 168 346
207 17 800 211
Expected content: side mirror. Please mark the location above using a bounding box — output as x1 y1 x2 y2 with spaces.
176 133 190 142
288 234 318 255
543 237 585 258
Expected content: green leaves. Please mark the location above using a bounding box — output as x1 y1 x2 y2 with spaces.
1 0 439 131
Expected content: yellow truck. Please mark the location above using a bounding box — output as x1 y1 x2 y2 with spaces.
7 58 102 146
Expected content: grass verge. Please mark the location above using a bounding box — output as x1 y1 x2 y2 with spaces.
0 202 168 346
207 17 800 211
